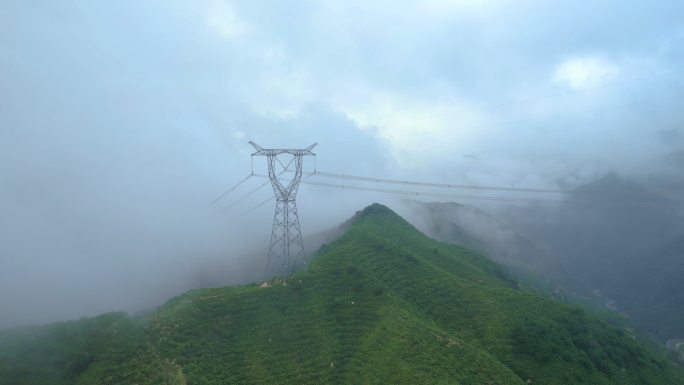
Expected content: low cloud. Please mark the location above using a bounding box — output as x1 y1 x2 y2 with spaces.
553 57 620 90
0 0 682 328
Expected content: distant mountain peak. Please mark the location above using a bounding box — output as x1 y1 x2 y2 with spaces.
344 202 409 229
358 202 395 217
571 173 672 206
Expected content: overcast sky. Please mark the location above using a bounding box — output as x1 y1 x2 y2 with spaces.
1 0 683 327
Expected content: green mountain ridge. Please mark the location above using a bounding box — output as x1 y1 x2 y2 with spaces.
1 204 682 384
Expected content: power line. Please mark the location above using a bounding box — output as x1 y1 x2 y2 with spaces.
294 170 569 194
220 178 273 213
300 180 566 204
241 196 275 216
255 172 678 207
206 142 299 210
207 173 253 207
242 172 317 216
219 168 293 213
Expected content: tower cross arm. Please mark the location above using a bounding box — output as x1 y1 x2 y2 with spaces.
249 141 317 156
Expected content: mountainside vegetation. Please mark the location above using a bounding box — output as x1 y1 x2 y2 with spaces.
409 175 684 342
1 204 682 385
404 200 567 287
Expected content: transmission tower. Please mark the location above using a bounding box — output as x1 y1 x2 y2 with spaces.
250 141 317 279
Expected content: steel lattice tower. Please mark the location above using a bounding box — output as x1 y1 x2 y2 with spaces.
250 141 316 279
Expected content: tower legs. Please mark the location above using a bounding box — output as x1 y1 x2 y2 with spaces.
266 199 305 278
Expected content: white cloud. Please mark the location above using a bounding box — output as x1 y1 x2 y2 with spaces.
553 57 620 90
418 0 507 13
252 75 317 119
336 88 485 165
206 1 252 40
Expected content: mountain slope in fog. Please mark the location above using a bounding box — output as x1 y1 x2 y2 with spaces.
612 233 684 339
183 221 349 290
404 200 568 284
501 175 682 337
503 175 677 290
0 204 682 385
410 175 684 340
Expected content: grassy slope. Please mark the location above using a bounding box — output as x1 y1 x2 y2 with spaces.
0 312 182 385
1 204 683 385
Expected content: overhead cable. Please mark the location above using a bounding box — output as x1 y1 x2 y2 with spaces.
299 170 569 194
242 172 317 215
241 196 275 216
207 173 253 207
301 180 566 205
220 174 280 213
